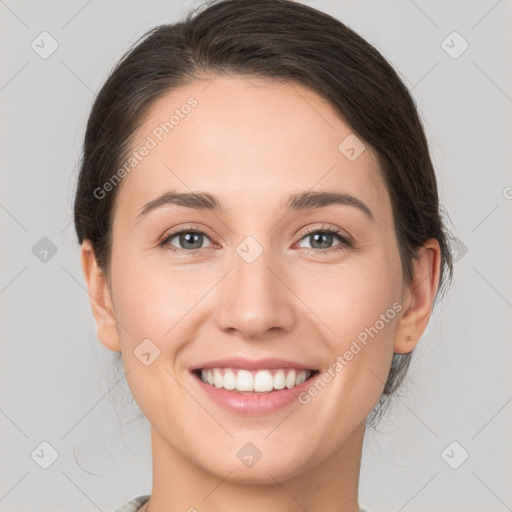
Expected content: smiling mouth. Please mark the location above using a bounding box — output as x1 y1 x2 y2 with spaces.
192 368 320 393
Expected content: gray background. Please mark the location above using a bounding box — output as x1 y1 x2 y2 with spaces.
1 0 511 510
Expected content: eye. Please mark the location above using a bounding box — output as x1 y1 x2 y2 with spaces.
296 225 352 254
160 227 214 253
159 224 352 255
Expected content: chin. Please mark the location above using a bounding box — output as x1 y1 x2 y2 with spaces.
194 446 316 485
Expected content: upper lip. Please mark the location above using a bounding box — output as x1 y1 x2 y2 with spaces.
191 357 317 371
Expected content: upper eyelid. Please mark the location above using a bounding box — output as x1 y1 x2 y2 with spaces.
162 224 217 242
299 224 349 238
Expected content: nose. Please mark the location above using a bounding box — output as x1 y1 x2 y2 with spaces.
214 248 297 340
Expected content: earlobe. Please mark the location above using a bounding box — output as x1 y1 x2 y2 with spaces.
394 239 441 354
80 239 121 352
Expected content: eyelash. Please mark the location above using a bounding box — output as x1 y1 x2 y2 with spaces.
158 223 352 257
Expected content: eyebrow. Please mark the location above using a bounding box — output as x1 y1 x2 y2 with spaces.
136 189 374 222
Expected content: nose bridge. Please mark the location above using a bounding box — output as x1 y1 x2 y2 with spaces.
214 235 296 339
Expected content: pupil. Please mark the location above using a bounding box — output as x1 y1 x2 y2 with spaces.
181 232 202 249
312 233 331 249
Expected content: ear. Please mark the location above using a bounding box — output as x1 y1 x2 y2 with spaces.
394 238 441 354
80 239 121 352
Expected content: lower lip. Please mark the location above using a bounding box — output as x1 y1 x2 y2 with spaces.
191 371 317 416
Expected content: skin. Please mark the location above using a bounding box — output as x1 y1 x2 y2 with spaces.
81 75 441 512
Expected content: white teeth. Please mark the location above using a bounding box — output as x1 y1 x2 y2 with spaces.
273 369 286 390
223 369 236 390
199 368 312 393
236 369 254 391
254 370 273 392
213 368 223 388
296 371 307 385
285 369 296 389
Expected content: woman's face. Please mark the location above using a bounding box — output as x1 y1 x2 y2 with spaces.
101 75 410 482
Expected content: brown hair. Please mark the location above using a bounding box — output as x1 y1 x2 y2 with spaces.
73 0 453 427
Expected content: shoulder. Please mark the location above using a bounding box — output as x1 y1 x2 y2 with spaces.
112 495 150 512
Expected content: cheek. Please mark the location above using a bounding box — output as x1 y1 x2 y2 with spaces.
109 248 218 385
295 249 402 401
110 230 186 319
108 243 161 349
110 252 197 419
292 266 400 436
112 265 189 341
294 253 402 341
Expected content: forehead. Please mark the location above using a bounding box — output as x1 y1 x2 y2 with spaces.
113 74 391 225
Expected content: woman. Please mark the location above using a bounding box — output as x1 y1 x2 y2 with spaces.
74 0 453 510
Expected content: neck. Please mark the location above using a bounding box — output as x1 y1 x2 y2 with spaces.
144 421 365 512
